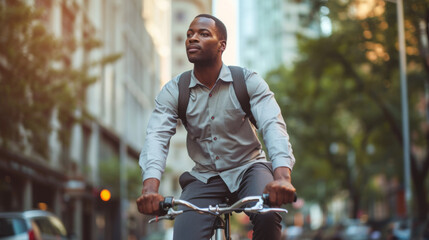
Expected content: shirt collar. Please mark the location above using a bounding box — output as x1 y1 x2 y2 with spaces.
189 63 232 88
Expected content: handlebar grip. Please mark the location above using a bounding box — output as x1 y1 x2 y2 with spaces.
159 196 174 216
262 192 298 206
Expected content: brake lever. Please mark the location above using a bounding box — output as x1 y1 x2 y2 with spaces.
148 208 184 224
148 215 175 224
259 208 288 214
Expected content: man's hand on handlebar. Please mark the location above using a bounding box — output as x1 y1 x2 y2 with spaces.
263 167 296 207
136 192 164 215
136 178 165 215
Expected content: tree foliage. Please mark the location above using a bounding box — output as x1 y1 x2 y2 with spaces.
266 0 429 224
99 157 144 200
0 0 120 159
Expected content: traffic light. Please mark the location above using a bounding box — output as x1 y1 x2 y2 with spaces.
99 189 111 202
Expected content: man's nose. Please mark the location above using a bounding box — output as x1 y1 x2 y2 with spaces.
188 33 198 42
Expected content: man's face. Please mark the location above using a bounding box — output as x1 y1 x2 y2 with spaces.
185 17 225 64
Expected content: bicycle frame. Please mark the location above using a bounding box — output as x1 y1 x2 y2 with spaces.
148 195 289 240
213 211 230 240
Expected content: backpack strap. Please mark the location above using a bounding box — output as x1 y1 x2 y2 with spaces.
178 70 192 127
177 67 257 128
229 66 257 128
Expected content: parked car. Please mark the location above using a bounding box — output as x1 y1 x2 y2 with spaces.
341 219 370 240
392 219 411 240
284 225 303 240
0 210 71 240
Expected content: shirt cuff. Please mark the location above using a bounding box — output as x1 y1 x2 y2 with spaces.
272 157 295 171
142 168 163 182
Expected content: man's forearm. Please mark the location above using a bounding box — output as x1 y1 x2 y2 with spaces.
142 178 160 194
273 167 292 182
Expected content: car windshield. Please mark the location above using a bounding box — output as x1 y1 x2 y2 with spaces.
33 216 67 237
48 217 67 236
0 217 27 238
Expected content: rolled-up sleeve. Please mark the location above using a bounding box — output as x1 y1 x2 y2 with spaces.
139 78 180 182
245 70 296 171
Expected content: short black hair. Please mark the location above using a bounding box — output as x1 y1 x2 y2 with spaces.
195 14 227 41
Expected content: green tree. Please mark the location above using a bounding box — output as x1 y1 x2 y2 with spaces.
99 157 143 200
266 0 429 227
0 0 120 159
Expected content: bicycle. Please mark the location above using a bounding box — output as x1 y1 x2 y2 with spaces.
148 193 297 240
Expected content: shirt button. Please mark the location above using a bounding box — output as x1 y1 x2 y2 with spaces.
215 156 219 160
209 93 212 97
213 137 217 141
211 116 215 120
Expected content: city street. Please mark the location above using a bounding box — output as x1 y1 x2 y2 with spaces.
1 0 428 239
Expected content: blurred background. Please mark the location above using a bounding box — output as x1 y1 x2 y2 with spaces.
0 0 428 239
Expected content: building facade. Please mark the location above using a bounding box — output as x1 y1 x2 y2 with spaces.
0 0 166 239
239 0 321 76
170 0 212 78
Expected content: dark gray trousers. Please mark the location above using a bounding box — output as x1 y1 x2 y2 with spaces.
173 162 282 240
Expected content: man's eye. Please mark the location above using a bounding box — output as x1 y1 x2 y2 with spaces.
201 33 209 37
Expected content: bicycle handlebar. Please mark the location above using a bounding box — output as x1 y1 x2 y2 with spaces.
261 193 297 205
149 193 297 224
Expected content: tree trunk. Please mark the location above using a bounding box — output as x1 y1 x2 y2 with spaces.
411 154 429 224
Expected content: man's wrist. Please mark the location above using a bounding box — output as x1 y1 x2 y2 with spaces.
142 178 160 194
273 167 292 182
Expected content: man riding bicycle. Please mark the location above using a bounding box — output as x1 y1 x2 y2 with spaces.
136 14 296 240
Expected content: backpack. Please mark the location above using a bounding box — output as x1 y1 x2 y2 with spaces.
178 66 257 128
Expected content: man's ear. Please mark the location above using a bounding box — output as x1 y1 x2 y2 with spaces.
219 40 226 53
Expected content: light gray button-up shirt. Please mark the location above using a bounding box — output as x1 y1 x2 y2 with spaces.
139 64 295 192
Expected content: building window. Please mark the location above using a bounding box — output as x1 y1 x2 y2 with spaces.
299 13 308 26
61 4 75 39
176 35 184 44
61 3 76 67
35 0 52 24
175 11 185 22
176 58 184 68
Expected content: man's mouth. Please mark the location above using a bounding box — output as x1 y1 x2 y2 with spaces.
187 45 201 53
